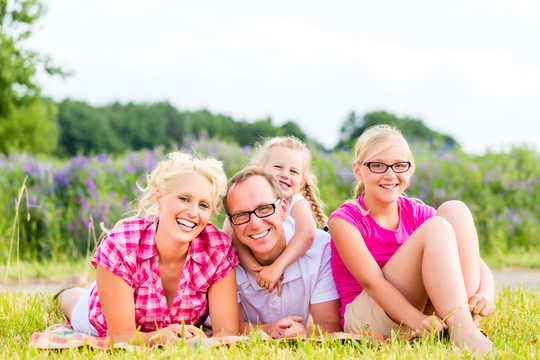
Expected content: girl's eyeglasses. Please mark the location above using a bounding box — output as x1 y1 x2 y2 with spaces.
363 161 411 174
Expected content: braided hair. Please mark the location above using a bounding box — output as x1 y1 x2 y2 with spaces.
251 136 328 230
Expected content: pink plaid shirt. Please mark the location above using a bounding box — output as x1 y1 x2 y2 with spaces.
88 216 238 337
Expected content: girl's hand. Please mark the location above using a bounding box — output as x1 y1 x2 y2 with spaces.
468 293 495 318
254 264 284 296
414 315 448 337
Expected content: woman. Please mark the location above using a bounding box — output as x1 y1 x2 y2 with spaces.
56 151 239 345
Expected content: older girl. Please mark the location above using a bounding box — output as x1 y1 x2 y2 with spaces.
329 125 494 354
56 151 239 345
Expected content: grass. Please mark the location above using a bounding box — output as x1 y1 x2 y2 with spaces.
3 249 539 284
484 247 540 269
0 287 538 359
0 258 96 284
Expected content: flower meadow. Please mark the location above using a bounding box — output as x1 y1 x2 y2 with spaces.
1 135 539 266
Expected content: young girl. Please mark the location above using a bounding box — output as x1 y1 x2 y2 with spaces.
329 125 495 355
55 151 239 345
232 136 328 295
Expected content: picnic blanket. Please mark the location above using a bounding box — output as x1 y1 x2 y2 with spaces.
29 324 404 350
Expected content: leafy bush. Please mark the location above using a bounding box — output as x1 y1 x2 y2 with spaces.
0 137 538 263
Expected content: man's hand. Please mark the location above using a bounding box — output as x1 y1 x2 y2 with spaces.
269 316 306 339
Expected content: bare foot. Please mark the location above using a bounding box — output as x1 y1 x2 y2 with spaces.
452 328 492 355
471 313 480 327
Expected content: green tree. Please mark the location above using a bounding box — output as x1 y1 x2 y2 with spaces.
9 98 58 153
335 110 459 150
0 0 65 154
278 120 308 142
56 99 122 156
336 111 360 149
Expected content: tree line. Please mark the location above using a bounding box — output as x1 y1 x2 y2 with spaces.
2 97 459 157
54 99 310 156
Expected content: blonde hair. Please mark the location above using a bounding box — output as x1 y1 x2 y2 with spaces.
250 136 328 229
348 124 415 215
110 151 227 230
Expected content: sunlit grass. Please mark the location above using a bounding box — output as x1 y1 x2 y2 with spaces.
0 287 538 359
485 247 540 269
0 258 93 283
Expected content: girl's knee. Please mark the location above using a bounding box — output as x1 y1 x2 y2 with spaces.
421 217 456 242
423 216 453 232
436 200 471 218
59 287 86 319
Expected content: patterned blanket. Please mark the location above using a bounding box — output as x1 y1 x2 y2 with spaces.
29 324 400 350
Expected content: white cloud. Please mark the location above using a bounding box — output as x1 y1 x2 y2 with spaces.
473 0 540 21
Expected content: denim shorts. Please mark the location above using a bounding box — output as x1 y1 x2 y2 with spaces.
71 281 98 336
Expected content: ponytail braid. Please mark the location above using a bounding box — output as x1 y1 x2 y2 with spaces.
303 182 329 231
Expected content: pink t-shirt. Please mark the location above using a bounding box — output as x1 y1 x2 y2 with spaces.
329 196 435 322
88 216 239 337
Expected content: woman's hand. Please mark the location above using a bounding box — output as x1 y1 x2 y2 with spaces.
414 314 448 337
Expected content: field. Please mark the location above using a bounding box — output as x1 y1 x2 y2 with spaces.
1 135 539 268
1 137 539 358
0 286 538 359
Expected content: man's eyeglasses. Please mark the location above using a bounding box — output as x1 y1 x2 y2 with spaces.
363 161 411 174
228 198 282 225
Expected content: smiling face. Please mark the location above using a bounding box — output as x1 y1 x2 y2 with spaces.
155 173 214 247
261 147 305 201
353 140 412 206
226 175 287 265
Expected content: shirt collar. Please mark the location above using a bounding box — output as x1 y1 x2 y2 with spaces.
137 217 159 261
187 235 207 265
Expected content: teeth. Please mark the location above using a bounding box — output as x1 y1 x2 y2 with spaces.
279 181 290 188
380 184 398 189
176 218 195 228
251 230 269 239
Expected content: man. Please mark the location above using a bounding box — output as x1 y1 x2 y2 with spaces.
223 167 342 339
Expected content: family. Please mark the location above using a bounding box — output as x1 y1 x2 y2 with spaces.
55 125 495 354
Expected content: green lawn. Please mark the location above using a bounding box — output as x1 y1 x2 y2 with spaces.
0 286 538 359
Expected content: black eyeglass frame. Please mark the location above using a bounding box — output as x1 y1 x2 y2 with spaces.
228 198 282 225
362 161 411 174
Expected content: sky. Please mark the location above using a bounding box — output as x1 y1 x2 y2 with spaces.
26 0 540 153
